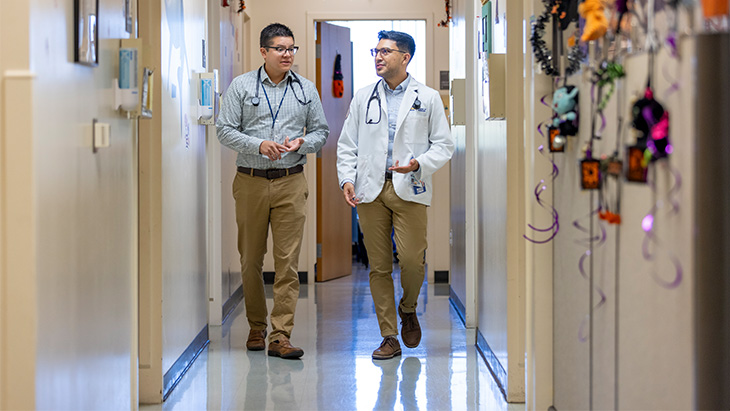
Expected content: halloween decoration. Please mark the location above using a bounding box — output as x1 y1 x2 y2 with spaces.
531 0 584 77
333 54 344 98
552 85 580 136
579 0 609 42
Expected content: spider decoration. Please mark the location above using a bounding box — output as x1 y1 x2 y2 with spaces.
531 0 584 77
438 0 452 27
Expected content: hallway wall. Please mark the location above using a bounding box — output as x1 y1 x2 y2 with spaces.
138 0 216 402
157 0 209 378
520 5 699 410
216 5 245 312
29 0 137 408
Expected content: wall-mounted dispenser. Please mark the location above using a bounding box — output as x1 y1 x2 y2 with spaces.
114 39 141 113
196 72 216 125
113 38 154 119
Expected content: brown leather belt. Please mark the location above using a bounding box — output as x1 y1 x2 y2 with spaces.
237 164 304 180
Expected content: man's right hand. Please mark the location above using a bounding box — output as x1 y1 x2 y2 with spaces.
342 182 359 208
260 140 288 161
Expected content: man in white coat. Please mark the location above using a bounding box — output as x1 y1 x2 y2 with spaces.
337 30 454 360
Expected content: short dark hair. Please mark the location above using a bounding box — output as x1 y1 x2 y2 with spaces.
377 30 416 59
260 23 294 48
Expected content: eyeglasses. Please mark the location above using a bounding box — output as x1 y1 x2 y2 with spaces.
264 46 299 55
370 47 407 57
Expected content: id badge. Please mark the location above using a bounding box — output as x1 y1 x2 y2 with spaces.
410 174 426 195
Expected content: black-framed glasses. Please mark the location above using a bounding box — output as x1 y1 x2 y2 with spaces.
370 47 407 57
264 46 299 55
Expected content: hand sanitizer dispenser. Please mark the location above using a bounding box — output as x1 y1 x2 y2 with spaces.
115 47 139 112
196 72 215 125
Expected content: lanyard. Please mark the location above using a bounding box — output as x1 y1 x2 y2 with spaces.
261 78 289 129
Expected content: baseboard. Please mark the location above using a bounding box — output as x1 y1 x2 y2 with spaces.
263 271 308 285
163 325 209 401
476 329 508 401
434 270 449 283
222 285 243 324
449 286 467 326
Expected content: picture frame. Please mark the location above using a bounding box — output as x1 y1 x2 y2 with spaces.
124 0 133 34
74 0 100 66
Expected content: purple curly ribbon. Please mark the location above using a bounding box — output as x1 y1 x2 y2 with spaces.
573 207 608 343
641 162 683 289
524 145 560 244
662 32 682 100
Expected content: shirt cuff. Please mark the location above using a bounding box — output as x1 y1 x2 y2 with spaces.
340 179 354 190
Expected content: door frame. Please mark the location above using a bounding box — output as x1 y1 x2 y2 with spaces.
304 12 435 283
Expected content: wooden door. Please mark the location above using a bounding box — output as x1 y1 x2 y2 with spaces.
316 22 353 282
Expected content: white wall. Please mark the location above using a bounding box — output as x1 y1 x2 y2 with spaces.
541 8 697 411
217 6 245 308
159 0 209 376
30 0 136 408
449 0 470 324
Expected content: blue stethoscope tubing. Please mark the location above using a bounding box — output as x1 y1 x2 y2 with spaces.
365 79 422 125
251 66 311 125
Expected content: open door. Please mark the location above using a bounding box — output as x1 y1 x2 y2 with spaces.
316 22 353 282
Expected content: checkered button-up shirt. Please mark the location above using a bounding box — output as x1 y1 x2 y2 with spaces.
217 66 329 169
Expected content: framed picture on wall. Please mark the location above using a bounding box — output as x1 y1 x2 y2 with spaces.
124 0 133 33
74 0 99 66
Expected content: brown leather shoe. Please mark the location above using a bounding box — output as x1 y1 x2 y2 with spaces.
399 307 422 348
372 336 402 360
246 329 267 351
268 335 304 359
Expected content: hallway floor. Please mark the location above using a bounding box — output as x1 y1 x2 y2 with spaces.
141 263 522 410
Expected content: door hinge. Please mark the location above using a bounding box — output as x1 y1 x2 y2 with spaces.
317 243 322 259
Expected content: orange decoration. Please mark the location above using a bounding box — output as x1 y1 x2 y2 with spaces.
701 0 729 18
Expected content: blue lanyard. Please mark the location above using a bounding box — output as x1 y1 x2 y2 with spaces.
261 79 289 129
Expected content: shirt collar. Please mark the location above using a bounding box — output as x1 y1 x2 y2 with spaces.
383 74 411 93
260 65 293 86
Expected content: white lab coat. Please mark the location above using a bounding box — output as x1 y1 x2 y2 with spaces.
336 78 454 206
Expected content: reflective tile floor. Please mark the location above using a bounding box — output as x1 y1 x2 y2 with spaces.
142 263 524 410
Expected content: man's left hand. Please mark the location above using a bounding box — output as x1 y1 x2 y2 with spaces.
283 137 305 152
389 158 420 174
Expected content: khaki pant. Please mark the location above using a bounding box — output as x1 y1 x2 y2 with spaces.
233 171 308 342
357 180 428 337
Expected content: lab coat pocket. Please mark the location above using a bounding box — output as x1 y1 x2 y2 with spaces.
403 113 429 144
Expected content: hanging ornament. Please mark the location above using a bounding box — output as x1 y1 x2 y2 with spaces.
531 0 585 77
221 0 230 6
630 86 672 168
701 0 729 18
598 153 622 224
333 54 344 98
237 0 245 13
552 85 580 136
579 0 609 42
593 61 625 111
438 0 452 27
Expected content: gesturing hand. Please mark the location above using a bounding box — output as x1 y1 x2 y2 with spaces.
260 140 288 161
283 137 305 152
389 158 420 174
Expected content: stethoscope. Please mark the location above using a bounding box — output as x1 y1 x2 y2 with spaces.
251 66 311 109
365 80 422 125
